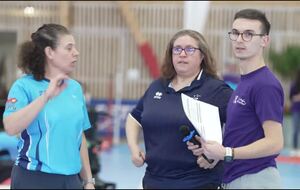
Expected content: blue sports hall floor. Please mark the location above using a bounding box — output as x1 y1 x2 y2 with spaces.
99 116 300 189
99 143 300 189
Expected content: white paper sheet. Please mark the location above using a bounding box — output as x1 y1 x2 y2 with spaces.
181 93 222 144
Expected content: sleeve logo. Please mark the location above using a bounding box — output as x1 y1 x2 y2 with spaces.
6 98 18 103
5 98 18 111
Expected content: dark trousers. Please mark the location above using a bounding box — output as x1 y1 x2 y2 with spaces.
142 176 220 189
10 165 82 189
143 183 220 189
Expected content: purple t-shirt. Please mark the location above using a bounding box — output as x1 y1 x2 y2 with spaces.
223 66 284 183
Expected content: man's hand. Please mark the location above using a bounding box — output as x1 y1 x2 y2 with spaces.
200 138 225 160
197 156 219 169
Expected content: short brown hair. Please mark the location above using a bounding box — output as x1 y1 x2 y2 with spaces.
234 9 271 35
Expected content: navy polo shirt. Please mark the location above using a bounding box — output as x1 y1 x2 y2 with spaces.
130 71 233 188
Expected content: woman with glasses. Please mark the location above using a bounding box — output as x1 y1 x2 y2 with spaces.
125 29 232 189
3 24 94 189
191 9 284 189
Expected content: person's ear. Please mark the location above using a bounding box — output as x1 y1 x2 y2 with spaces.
44 46 54 59
261 35 270 48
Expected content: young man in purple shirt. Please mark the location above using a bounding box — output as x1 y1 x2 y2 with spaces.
187 9 284 188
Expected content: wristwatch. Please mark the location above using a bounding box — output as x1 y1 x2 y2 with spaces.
83 178 96 186
224 147 234 162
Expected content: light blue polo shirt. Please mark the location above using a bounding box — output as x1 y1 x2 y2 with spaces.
3 75 91 175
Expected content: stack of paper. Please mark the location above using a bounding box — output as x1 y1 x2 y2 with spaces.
181 93 222 144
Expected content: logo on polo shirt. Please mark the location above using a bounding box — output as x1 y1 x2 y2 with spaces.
153 91 163 99
193 94 201 100
233 95 246 105
6 98 17 103
39 90 46 96
5 98 18 111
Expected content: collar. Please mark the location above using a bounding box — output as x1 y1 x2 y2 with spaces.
165 70 206 93
168 69 203 88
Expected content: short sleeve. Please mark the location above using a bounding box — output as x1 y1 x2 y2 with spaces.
254 85 284 124
215 83 233 124
3 81 30 117
79 87 91 131
82 101 91 131
130 92 147 125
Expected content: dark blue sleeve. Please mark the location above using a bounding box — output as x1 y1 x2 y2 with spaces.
130 80 159 124
130 92 146 124
213 83 233 125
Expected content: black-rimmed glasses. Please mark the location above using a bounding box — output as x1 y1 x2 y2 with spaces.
228 30 266 42
172 46 201 55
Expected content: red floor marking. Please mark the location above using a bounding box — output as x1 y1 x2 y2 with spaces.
276 156 300 164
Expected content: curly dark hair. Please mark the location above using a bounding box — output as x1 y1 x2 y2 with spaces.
161 29 218 80
18 23 70 80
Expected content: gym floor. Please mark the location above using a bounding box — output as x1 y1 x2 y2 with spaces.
99 143 300 189
99 115 300 189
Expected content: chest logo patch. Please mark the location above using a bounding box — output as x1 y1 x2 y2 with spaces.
193 94 201 100
233 95 246 106
153 91 163 99
39 90 45 96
